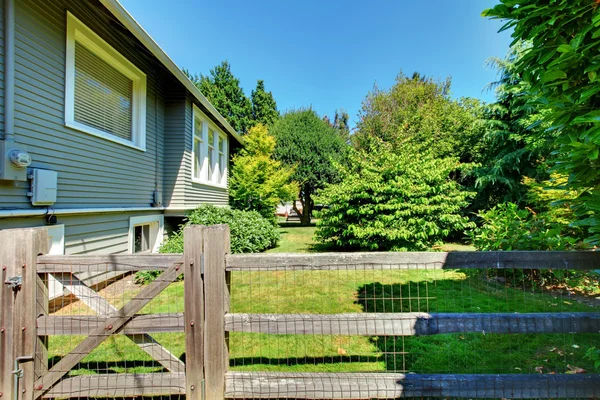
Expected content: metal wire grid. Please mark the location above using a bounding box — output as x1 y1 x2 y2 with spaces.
227 261 599 398
37 263 185 399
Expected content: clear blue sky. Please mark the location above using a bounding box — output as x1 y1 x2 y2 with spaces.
120 0 512 128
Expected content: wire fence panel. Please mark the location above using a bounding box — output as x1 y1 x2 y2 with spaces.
227 259 600 399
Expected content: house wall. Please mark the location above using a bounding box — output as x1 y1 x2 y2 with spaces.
183 96 229 209
0 0 168 209
0 210 163 254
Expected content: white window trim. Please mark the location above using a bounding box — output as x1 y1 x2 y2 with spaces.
191 105 228 188
128 215 164 254
46 225 66 255
65 12 147 151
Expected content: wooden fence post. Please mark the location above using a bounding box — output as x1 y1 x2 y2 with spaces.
184 225 205 400
203 225 230 400
0 228 48 400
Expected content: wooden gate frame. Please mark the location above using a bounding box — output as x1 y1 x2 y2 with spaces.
0 225 229 400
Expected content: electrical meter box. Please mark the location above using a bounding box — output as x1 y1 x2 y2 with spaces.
30 169 58 206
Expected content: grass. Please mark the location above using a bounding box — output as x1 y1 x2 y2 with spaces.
48 223 599 376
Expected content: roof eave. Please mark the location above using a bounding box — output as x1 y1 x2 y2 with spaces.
98 0 245 146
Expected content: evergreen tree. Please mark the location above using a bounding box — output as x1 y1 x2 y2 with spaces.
186 61 252 134
251 80 279 127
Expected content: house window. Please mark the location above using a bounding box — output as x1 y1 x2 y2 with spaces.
65 12 147 151
192 105 228 187
129 215 164 254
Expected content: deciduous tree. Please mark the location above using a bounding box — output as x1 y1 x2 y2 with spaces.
229 124 298 222
271 109 348 225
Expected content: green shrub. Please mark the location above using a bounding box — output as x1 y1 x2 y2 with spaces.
469 202 579 251
468 203 589 289
135 205 279 284
314 145 475 251
161 205 279 254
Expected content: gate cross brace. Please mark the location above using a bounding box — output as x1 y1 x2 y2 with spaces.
51 273 185 374
33 261 184 398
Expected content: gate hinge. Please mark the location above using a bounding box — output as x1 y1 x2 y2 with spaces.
4 275 22 290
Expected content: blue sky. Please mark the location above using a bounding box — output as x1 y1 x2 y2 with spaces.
120 0 512 128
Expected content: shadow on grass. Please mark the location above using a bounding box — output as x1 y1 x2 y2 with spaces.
48 357 169 374
230 355 382 368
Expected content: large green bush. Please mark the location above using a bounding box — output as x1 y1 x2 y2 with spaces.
314 145 475 251
162 205 279 254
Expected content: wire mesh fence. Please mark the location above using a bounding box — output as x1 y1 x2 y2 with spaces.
28 249 600 399
226 260 600 398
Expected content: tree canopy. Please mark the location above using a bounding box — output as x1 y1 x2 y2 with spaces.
251 80 279 127
185 61 253 134
271 109 348 225
484 0 600 245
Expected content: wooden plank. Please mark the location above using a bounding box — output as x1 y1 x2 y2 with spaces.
225 312 600 336
12 229 49 400
224 372 600 399
226 251 600 271
184 225 205 400
37 254 182 273
51 273 185 374
33 261 183 397
34 270 49 382
0 229 45 399
37 313 184 335
42 372 185 398
204 225 230 400
0 230 15 399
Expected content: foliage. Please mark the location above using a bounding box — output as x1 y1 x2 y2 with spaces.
185 61 253 133
469 203 579 252
324 109 351 143
585 347 600 371
172 205 279 253
229 124 298 222
483 1 600 245
271 108 348 225
468 201 594 290
353 72 482 163
472 43 554 210
251 80 279 127
314 144 475 251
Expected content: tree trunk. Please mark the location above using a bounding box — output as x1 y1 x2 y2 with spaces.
300 188 312 225
292 186 312 225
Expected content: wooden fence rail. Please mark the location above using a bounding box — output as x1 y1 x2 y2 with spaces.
1 226 600 400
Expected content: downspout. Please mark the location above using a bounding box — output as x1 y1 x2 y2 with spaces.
4 0 14 142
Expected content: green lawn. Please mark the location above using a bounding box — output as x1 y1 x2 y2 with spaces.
48 224 598 376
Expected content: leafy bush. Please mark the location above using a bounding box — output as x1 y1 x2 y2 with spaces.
135 205 279 284
468 202 592 289
314 145 475 251
165 205 279 254
469 203 579 252
585 347 600 372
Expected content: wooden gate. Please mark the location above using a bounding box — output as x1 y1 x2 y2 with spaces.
0 225 219 400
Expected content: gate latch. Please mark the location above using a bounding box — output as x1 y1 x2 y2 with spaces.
4 276 22 290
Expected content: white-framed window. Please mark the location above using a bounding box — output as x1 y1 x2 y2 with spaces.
65 12 147 151
128 215 164 254
191 105 228 187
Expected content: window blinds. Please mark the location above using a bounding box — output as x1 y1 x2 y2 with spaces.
74 42 134 141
